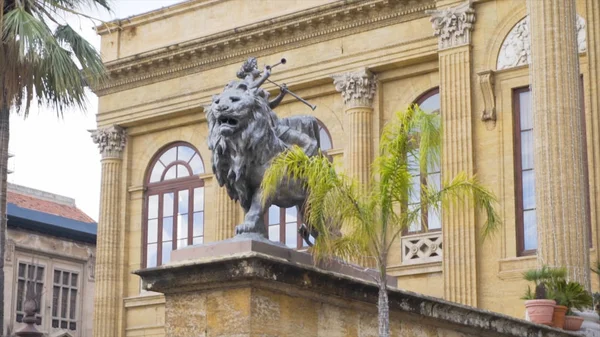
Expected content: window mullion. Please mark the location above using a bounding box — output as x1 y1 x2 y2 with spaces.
173 191 179 251
188 187 193 246
279 207 285 243
157 192 164 266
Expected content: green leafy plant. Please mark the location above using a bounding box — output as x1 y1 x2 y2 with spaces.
261 105 501 337
550 279 593 315
521 266 567 300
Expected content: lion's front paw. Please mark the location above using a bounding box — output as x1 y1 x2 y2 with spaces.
235 222 258 234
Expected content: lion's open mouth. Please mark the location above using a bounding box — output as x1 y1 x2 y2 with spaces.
218 116 238 127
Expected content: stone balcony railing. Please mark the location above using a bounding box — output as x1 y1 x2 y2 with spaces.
401 231 443 265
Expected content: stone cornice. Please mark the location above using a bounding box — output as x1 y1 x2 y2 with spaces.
93 0 435 96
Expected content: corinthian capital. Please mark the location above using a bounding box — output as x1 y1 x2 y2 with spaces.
426 1 475 50
331 68 377 109
90 125 127 159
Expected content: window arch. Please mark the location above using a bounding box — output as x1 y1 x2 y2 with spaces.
317 120 333 152
143 142 205 268
407 87 441 234
265 121 333 249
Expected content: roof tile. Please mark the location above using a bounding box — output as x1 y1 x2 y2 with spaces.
7 191 96 224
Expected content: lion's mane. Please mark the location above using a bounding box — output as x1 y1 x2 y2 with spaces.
207 85 281 209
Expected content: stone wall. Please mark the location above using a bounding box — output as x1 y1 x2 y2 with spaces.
137 236 580 337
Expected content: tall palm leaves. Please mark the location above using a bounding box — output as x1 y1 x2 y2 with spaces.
262 105 500 337
0 0 110 332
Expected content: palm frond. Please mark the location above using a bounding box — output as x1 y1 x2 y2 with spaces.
54 24 107 85
421 172 501 239
1 2 108 115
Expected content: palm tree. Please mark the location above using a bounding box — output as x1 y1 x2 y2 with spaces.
0 0 110 332
262 105 501 337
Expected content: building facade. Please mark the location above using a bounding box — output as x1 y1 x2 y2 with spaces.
91 0 600 336
3 183 97 337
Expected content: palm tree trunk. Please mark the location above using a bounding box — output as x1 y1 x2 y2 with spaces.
377 276 390 337
0 103 9 335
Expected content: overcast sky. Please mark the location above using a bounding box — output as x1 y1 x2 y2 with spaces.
9 1 187 221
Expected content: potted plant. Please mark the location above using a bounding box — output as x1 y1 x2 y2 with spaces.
522 266 565 325
551 280 593 331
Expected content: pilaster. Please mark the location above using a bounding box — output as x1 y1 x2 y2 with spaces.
90 125 126 337
332 68 377 190
427 0 477 306
585 0 600 277
527 0 590 287
214 186 239 241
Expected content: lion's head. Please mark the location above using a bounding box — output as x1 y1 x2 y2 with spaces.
208 81 276 137
206 80 282 207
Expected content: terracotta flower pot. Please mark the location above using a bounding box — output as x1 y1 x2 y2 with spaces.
564 315 584 331
551 305 568 329
525 299 556 325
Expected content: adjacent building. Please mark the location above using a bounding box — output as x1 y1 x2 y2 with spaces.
90 0 600 336
3 183 97 337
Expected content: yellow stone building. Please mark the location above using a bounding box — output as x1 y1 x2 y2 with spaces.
90 0 600 335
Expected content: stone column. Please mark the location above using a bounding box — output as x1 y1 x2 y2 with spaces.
90 125 126 337
215 186 239 241
332 69 377 189
427 1 477 306
585 0 600 284
527 0 590 287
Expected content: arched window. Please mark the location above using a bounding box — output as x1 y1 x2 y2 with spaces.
318 120 333 152
143 143 205 267
265 122 333 248
407 88 441 234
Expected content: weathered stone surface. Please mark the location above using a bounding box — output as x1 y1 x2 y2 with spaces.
135 237 580 337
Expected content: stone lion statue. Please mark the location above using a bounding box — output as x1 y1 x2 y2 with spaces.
206 59 320 241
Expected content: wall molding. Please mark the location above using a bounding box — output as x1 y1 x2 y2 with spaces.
93 0 435 96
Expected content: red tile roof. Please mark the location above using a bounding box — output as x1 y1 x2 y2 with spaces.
7 191 96 224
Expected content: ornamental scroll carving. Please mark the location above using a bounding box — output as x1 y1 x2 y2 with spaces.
90 125 127 159
497 15 587 70
477 70 495 122
331 69 377 109
426 1 475 50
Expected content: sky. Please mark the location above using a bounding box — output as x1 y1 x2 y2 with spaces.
9 1 187 221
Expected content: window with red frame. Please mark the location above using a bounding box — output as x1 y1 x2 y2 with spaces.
144 143 205 267
514 80 591 256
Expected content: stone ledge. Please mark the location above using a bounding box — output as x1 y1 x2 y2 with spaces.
135 235 581 337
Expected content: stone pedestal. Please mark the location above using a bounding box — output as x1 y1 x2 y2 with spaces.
527 0 590 286
135 235 578 337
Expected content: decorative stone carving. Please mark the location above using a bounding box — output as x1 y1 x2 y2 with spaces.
401 231 443 265
5 239 14 263
90 125 127 159
94 0 436 96
577 15 587 53
88 253 96 281
477 70 496 122
497 15 587 70
206 57 319 244
331 69 377 109
426 1 475 50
